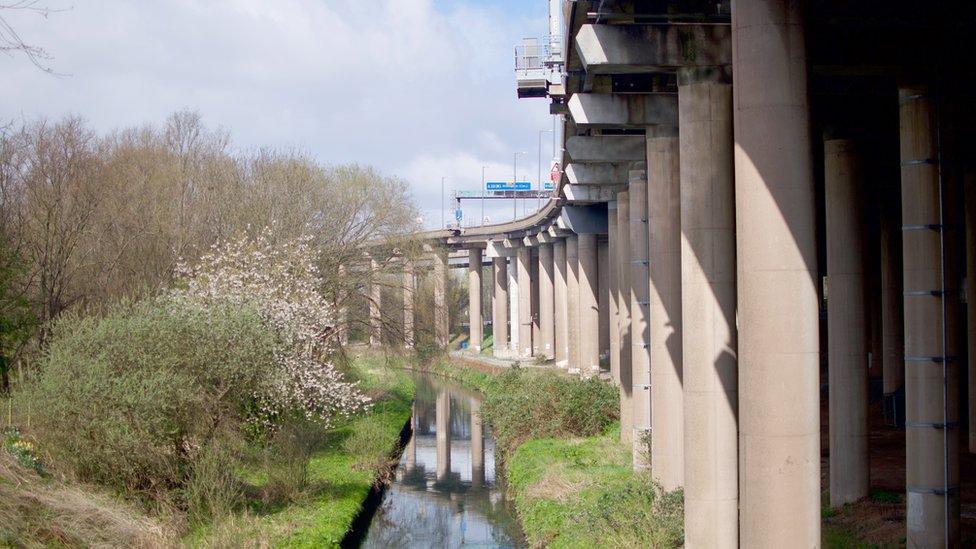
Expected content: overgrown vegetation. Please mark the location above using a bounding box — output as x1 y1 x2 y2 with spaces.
480 367 619 456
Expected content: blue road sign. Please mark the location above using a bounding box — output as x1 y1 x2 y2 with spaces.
455 208 463 221
486 181 533 191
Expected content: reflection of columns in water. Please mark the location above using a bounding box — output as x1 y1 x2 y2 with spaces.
436 390 451 481
471 399 485 487
405 402 416 470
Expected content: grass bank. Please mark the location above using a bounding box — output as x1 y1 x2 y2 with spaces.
188 353 414 547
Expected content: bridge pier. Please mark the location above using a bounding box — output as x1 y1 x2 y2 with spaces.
579 233 600 378
899 84 960 547
403 261 414 348
825 139 869 507
369 257 382 347
608 202 621 385
880 194 905 410
554 239 569 367
566 235 581 374
468 249 483 353
647 129 683 492
337 264 349 346
539 243 555 360
508 252 520 356
518 246 533 359
616 191 633 445
733 1 821 544
433 250 449 349
968 174 976 454
628 163 651 468
492 256 509 359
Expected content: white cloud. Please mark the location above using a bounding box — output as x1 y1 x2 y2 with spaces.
0 0 554 229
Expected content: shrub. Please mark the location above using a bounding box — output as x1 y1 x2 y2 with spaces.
480 369 619 456
570 477 683 548
13 298 278 509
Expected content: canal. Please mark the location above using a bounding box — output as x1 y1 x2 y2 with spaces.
360 374 526 548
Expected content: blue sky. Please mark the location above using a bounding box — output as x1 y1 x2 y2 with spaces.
0 0 555 228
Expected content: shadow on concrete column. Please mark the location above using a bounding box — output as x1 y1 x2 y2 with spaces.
608 202 621 385
617 192 634 445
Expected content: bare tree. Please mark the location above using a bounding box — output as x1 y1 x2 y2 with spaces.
0 1 63 73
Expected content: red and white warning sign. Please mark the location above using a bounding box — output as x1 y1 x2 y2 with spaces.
550 162 562 183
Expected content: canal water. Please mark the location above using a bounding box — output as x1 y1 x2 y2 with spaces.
360 375 526 548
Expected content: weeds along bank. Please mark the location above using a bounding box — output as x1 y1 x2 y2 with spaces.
421 359 685 548
0 232 412 548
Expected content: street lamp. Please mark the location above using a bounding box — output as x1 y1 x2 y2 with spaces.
538 129 554 212
513 151 526 220
481 165 487 226
441 176 446 228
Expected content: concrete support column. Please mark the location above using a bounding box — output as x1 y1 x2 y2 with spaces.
608 202 621 385
492 257 509 358
554 240 569 367
471 398 485 487
579 233 601 378
337 264 349 346
647 130 683 491
403 261 415 348
508 255 520 355
968 175 976 453
518 246 533 358
825 139 869 506
881 197 905 399
468 249 483 353
629 164 651 467
539 243 556 360
436 389 451 481
531 250 541 356
733 2 821 546
369 257 382 347
617 192 634 444
598 239 611 367
566 236 581 374
679 71 738 547
899 85 960 547
433 250 449 349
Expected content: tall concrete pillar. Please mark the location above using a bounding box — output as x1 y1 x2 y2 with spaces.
531 250 541 356
579 233 600 378
517 246 533 358
598 239 611 366
554 240 569 367
968 175 976 453
647 130 683 491
433 250 449 349
468 249 483 353
899 84 960 547
824 139 869 506
539 243 556 360
733 2 821 546
337 264 349 346
436 389 451 481
369 257 382 347
617 191 634 444
680 70 738 547
881 196 905 398
566 236 581 374
471 398 485 487
508 254 519 354
629 165 651 467
403 261 415 348
492 257 509 358
608 202 622 385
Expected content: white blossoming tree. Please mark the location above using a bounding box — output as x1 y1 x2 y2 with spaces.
172 228 370 432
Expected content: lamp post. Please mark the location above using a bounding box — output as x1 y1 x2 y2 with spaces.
513 151 526 221
441 176 446 228
481 165 487 226
538 129 553 212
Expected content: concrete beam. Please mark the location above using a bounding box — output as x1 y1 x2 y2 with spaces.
566 135 646 163
576 23 731 74
559 204 610 234
568 93 677 128
485 240 517 258
566 162 631 186
564 184 626 203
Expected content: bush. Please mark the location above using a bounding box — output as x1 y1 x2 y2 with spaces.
480 369 619 457
570 477 683 548
13 298 279 510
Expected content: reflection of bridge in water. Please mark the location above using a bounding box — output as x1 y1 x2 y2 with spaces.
361 375 525 548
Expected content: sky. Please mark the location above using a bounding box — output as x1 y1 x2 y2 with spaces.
0 0 557 229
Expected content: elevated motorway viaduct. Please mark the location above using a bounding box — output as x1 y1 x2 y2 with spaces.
354 1 976 546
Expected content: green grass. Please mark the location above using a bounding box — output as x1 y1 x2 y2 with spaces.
187 354 414 548
505 427 683 548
